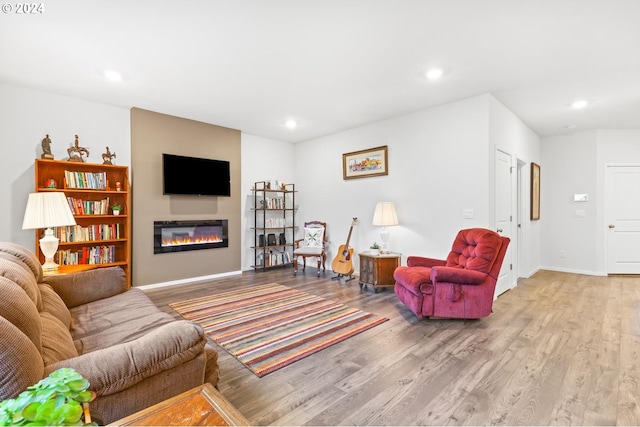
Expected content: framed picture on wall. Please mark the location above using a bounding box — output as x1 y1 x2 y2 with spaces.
531 162 541 220
342 145 388 180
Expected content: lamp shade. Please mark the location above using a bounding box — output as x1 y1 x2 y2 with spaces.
372 202 398 226
22 192 76 230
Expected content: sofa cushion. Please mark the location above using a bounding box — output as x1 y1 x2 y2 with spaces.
40 312 78 365
0 258 41 310
0 317 44 400
44 267 127 308
0 276 42 351
39 283 72 328
0 241 43 283
303 227 324 247
70 288 178 354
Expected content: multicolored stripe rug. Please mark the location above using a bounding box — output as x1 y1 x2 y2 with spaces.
170 283 388 377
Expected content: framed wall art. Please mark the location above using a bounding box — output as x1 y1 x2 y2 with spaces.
343 145 388 180
530 162 540 220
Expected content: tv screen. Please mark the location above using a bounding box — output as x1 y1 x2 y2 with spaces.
162 153 231 196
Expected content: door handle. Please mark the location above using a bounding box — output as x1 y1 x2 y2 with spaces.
608 224 616 229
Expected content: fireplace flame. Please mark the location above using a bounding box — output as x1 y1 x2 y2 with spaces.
162 234 223 247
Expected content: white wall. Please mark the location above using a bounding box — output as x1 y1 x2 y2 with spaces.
540 129 640 275
489 96 541 277
241 133 295 270
294 94 497 273
0 83 130 249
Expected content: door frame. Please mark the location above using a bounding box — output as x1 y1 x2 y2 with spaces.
604 163 640 274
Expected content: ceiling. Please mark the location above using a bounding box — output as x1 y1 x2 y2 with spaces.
2 0 639 143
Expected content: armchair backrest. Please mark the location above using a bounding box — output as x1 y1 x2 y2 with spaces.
445 228 504 274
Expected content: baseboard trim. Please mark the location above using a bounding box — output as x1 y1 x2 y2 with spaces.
538 266 606 277
137 270 243 290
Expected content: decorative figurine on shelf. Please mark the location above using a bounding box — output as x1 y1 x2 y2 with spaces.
67 134 89 162
41 134 54 159
44 178 57 189
102 146 116 165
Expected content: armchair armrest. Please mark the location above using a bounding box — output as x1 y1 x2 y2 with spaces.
44 320 207 397
407 256 446 268
43 267 127 308
431 266 487 285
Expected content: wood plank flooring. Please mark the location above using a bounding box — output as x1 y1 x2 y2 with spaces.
144 268 640 426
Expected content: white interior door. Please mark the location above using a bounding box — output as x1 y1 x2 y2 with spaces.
494 149 512 296
606 165 640 274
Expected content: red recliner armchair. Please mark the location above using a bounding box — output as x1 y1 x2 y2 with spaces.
393 228 510 319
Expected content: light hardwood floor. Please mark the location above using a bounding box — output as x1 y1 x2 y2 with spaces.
144 268 640 426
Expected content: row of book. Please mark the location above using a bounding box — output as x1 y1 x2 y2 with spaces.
57 245 116 265
257 250 291 267
53 223 122 243
66 196 110 215
64 170 107 190
262 197 287 209
264 218 288 228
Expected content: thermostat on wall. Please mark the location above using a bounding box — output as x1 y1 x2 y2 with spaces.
574 194 589 202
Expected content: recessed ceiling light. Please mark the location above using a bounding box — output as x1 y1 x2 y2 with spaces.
103 69 123 82
285 119 298 129
426 68 443 80
565 124 577 130
571 100 588 109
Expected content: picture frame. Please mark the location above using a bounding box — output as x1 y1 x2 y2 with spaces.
343 145 388 180
530 162 541 220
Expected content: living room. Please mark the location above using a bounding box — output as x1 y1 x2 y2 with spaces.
2 1 640 425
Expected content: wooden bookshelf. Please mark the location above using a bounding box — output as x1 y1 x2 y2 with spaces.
34 159 131 287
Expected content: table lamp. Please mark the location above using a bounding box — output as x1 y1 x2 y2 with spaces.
372 202 398 253
22 192 77 270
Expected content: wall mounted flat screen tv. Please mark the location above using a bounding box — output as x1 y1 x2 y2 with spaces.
162 153 231 196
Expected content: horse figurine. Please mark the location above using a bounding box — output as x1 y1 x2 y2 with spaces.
67 134 89 162
102 146 117 165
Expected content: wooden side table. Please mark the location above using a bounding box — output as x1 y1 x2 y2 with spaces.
107 383 249 426
359 252 401 292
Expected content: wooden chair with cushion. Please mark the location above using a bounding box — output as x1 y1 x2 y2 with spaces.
293 221 327 277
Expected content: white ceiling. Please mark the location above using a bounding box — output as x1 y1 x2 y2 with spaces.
2 0 639 143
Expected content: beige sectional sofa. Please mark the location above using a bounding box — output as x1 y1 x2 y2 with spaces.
0 242 219 425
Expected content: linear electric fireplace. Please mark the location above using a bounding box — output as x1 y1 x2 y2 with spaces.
154 220 229 254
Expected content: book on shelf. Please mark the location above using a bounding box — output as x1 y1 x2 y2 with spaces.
53 223 121 243
57 244 116 265
66 196 109 215
64 170 107 190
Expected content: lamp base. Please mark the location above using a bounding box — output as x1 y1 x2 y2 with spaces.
39 228 60 271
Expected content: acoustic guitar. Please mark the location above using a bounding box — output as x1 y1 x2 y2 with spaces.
331 218 358 276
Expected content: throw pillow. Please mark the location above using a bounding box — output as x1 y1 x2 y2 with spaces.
303 227 324 248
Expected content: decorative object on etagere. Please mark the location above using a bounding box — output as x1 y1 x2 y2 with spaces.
111 203 122 215
372 201 398 254
67 135 89 162
21 192 77 271
102 146 116 165
41 134 54 159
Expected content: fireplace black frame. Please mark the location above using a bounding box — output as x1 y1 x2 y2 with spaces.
153 220 229 254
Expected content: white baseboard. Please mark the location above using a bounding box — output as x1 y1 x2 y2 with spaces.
137 270 243 290
537 266 606 277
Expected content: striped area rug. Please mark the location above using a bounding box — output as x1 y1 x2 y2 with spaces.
170 283 388 377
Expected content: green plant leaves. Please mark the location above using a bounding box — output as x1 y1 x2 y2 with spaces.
0 368 94 426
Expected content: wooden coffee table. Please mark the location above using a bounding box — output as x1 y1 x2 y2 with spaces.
108 383 249 426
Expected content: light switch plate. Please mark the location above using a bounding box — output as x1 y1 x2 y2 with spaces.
574 194 588 202
463 208 474 219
